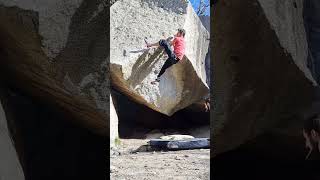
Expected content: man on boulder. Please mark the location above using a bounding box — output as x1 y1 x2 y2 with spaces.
146 28 186 84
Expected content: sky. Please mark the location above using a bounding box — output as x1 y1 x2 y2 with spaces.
190 0 210 16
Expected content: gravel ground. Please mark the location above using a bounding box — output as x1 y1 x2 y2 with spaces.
110 139 210 180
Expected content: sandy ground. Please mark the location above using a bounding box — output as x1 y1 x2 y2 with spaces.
110 139 210 180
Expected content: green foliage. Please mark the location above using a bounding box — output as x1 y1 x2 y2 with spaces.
115 137 121 146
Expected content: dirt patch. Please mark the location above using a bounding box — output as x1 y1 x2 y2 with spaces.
110 139 210 180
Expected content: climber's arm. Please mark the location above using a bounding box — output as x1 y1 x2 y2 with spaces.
170 38 175 46
147 38 174 48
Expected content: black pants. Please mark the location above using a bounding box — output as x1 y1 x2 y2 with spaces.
157 39 179 78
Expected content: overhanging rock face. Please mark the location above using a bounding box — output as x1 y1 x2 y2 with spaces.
110 0 210 116
0 0 108 135
213 0 315 155
258 0 315 83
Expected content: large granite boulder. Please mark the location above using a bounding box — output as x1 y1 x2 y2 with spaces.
0 100 24 180
0 0 109 135
213 0 315 155
199 15 211 86
110 0 210 116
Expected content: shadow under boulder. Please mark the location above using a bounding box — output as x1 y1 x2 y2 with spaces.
0 87 106 180
111 89 210 139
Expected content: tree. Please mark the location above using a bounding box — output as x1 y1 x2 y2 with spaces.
196 0 210 16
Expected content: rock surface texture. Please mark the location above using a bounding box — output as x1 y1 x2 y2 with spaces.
0 101 25 180
213 0 315 155
110 0 210 116
0 0 109 135
199 15 211 87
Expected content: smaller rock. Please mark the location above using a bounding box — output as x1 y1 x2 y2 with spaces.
110 166 117 173
110 147 121 156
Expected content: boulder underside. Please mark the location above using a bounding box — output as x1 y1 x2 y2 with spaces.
0 0 109 135
213 0 315 155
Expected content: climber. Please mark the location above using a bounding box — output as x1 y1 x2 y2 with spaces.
303 114 320 160
145 28 186 85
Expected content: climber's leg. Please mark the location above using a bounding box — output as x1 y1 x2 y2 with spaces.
151 57 178 84
158 58 175 78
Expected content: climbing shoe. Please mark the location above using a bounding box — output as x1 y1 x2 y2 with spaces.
151 77 160 85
